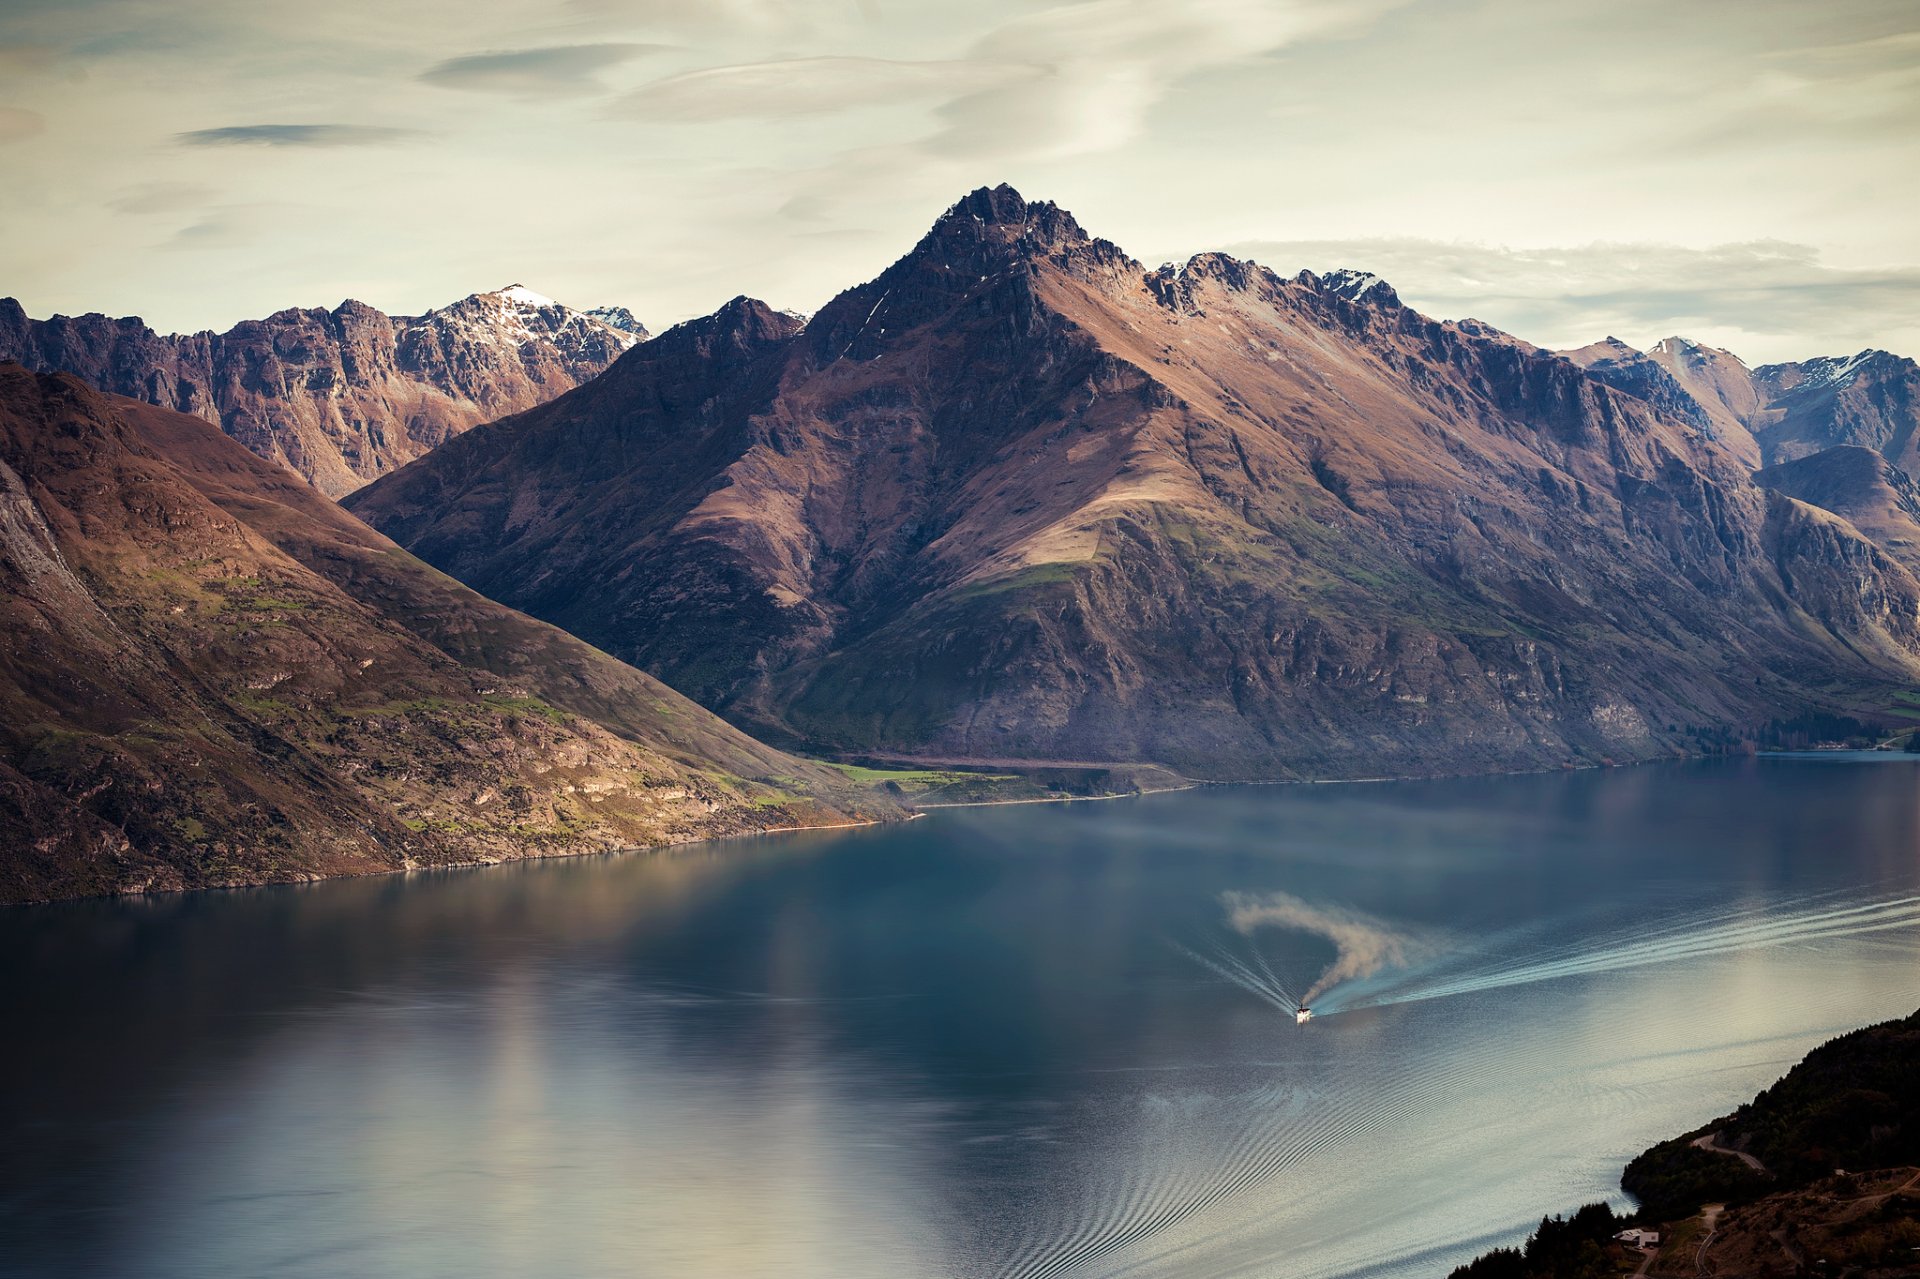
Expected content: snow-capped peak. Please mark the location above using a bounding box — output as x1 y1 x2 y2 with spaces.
494 284 559 309
1796 349 1885 391
1321 269 1397 304
586 305 646 336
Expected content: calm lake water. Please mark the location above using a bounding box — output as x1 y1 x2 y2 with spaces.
4 756 1918 1279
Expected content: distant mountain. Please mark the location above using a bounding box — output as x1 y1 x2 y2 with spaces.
1559 335 1761 465
347 185 1920 779
1750 349 1920 473
0 363 875 904
0 285 644 497
1560 336 1920 475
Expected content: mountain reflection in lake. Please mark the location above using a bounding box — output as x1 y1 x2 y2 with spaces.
4 755 1918 1279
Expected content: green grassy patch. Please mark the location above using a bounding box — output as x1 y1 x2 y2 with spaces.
950 561 1082 601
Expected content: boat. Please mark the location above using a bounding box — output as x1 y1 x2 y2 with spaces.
1295 1006 1313 1024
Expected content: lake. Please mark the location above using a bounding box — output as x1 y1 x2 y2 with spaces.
4 756 1918 1279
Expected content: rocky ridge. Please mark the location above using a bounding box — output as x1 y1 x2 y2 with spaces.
0 285 644 496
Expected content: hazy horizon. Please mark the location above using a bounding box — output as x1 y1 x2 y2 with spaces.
2 0 1916 363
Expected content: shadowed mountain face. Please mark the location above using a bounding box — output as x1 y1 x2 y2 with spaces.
1756 446 1920 578
0 286 644 497
0 364 874 904
348 186 1920 779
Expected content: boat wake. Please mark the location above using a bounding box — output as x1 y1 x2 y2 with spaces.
1339 890 1920 1014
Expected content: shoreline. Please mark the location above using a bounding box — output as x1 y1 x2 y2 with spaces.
0 807 904 911
15 749 1908 909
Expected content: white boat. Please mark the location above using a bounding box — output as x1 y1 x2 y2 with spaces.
1294 1006 1313 1025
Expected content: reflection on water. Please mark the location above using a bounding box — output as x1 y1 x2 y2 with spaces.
3 756 1918 1278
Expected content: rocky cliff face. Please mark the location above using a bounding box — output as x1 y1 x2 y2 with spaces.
0 363 874 904
0 285 643 497
348 186 1920 779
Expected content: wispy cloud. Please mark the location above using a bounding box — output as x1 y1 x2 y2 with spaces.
925 0 1393 163
1219 236 1920 362
422 43 666 98
176 123 421 148
0 42 60 76
615 0 1393 160
616 56 1007 121
0 106 44 144
106 180 214 214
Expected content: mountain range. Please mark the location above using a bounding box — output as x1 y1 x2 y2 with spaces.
0 285 643 497
0 364 874 904
9 182 1920 902
343 185 1920 779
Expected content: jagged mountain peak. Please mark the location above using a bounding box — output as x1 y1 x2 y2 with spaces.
490 283 559 308
1651 335 1747 367
587 304 647 336
0 287 644 496
621 295 801 370
1778 348 1900 387
1315 268 1402 306
911 183 1134 274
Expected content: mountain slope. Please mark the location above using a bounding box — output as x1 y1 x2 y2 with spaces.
349 186 1920 778
0 363 875 904
1559 335 1761 466
1756 446 1920 578
0 286 644 497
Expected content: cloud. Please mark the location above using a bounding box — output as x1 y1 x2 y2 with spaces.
176 124 421 148
564 0 844 38
106 180 214 214
924 0 1392 163
616 56 1010 122
612 1 1394 155
1219 236 1920 362
421 43 666 98
0 106 44 144
0 42 60 76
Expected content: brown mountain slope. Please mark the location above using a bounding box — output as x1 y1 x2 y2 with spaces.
348 186 1920 778
0 363 876 904
1645 336 1764 458
1559 335 1762 466
1755 446 1920 578
0 286 643 497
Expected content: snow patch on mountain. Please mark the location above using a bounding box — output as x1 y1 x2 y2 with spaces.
1796 350 1886 391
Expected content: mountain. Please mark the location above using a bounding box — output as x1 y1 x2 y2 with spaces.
0 285 645 497
1750 349 1920 473
0 363 877 904
1559 335 1761 466
1561 336 1920 476
1755 446 1920 577
347 185 1920 780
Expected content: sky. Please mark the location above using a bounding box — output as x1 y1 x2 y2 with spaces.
1 0 1916 363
